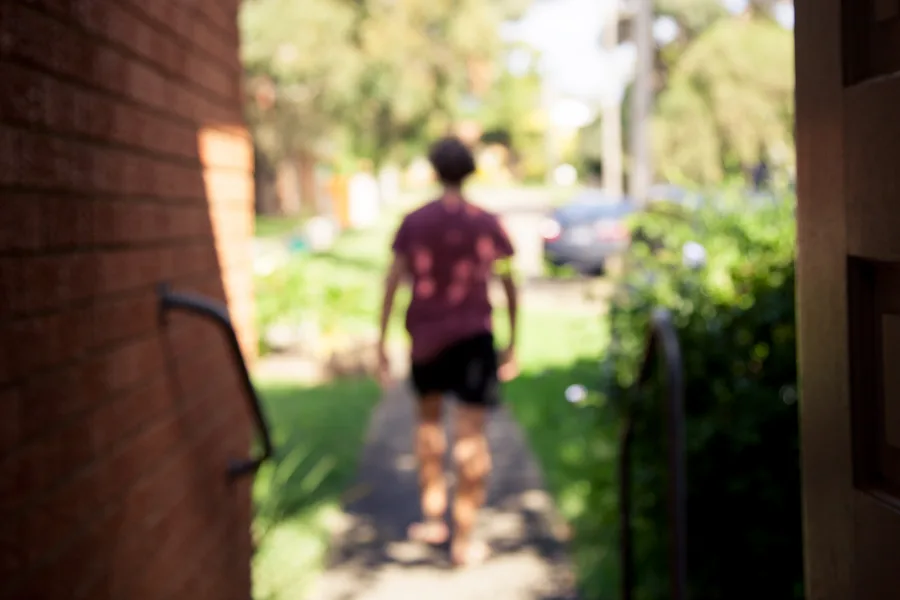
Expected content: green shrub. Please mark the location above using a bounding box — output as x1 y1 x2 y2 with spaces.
255 259 310 355
254 255 379 355
594 195 802 600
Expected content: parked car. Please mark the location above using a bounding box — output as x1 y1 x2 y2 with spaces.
541 189 637 276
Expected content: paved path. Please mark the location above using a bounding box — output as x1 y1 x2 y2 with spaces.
307 385 578 600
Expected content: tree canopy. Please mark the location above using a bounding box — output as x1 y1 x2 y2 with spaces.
240 0 525 169
241 0 362 162
656 0 729 38
240 0 796 190
651 16 794 185
475 44 545 175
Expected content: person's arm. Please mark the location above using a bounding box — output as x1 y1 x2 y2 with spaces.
490 216 518 379
495 257 518 353
378 253 407 352
379 217 411 365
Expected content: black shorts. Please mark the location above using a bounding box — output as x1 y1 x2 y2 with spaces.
410 333 501 407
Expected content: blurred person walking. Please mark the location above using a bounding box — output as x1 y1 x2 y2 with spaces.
376 137 519 567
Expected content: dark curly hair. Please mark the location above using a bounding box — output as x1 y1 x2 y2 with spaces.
428 137 476 186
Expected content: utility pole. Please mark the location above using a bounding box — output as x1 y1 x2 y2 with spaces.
543 82 558 185
629 0 654 206
601 2 623 197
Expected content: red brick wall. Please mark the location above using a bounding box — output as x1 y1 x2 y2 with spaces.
0 1 257 598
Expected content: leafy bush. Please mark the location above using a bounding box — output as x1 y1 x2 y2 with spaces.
590 195 802 600
254 254 378 355
255 259 311 338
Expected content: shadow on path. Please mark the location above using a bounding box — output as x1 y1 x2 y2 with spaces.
308 386 579 600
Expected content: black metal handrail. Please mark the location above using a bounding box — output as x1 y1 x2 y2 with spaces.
157 283 274 478
619 307 686 600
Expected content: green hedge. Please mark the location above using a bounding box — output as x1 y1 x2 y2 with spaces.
593 196 802 600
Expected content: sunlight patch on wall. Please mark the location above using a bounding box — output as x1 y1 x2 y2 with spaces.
198 125 257 362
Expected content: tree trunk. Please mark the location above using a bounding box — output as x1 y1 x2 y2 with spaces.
296 152 318 216
602 2 624 196
254 147 279 216
275 160 301 216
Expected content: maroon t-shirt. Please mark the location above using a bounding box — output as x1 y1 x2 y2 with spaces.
392 198 515 363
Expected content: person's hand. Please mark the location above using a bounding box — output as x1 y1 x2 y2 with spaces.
376 344 393 389
498 346 518 382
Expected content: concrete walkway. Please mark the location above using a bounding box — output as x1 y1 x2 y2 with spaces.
307 385 578 600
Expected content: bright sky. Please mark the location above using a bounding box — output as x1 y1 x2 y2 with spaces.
502 0 795 104
501 0 617 102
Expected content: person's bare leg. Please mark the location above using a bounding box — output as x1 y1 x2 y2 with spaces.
408 392 450 544
451 403 491 566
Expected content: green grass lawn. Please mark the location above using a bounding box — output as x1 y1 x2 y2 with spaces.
255 215 307 239
251 308 615 599
498 307 621 595
252 196 619 598
251 214 402 598
497 306 610 502
252 377 380 600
